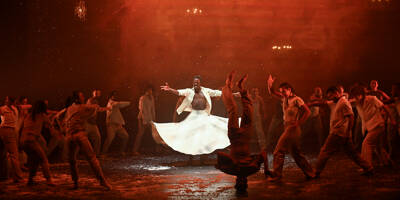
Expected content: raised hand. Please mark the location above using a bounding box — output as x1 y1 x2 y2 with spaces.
267 74 276 94
267 74 275 87
237 74 248 91
225 70 236 89
160 82 170 91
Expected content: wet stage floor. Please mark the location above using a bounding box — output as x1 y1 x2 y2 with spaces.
1 153 400 200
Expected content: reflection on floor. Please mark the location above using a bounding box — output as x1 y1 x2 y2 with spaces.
1 153 400 199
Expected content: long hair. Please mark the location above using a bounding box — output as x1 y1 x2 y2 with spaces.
31 100 47 121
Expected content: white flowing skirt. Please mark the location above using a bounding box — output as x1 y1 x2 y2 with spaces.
151 110 231 155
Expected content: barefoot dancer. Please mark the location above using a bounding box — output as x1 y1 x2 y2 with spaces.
215 71 266 193
153 75 239 155
266 75 315 181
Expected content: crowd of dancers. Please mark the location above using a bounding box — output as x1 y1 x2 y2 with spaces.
0 72 399 193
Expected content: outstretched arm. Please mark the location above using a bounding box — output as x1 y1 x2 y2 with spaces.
160 82 179 96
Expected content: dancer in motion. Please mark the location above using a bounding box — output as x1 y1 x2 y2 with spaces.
65 91 112 190
0 96 24 182
19 100 55 186
351 86 395 167
308 86 373 177
215 71 266 194
250 88 267 151
102 90 130 156
133 86 156 155
266 75 315 181
153 75 238 155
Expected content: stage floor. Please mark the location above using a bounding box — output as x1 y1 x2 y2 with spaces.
1 153 399 200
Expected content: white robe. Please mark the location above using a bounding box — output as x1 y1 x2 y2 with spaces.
152 110 231 155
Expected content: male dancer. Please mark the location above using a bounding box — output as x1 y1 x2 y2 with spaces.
102 91 130 156
133 86 156 155
154 75 239 156
309 87 373 177
351 86 395 167
20 100 55 186
368 80 390 101
0 96 24 182
266 75 315 181
250 88 267 151
86 89 102 155
215 72 266 194
65 91 112 190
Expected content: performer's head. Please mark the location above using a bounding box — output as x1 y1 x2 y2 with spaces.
18 96 28 105
31 100 48 121
279 82 294 98
92 89 101 98
4 96 16 106
314 87 323 98
193 75 202 93
350 85 366 103
337 85 345 96
72 90 85 104
370 80 378 91
145 86 153 96
326 86 341 102
109 90 117 101
251 88 260 97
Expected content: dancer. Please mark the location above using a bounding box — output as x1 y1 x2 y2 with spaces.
305 87 325 148
351 86 395 167
309 87 373 177
86 89 102 155
102 90 130 156
65 91 112 190
368 80 390 101
153 75 238 155
0 96 24 182
266 75 315 181
215 71 265 194
19 100 55 186
250 88 267 151
133 86 156 155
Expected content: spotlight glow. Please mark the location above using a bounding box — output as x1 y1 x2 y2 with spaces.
75 0 87 22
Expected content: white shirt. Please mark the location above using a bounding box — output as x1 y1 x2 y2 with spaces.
330 96 354 137
356 96 385 132
0 105 19 128
176 87 222 115
106 99 130 125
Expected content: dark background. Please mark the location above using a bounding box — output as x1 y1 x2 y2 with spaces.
1 0 400 151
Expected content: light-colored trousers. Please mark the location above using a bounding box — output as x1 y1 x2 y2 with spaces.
102 123 129 154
